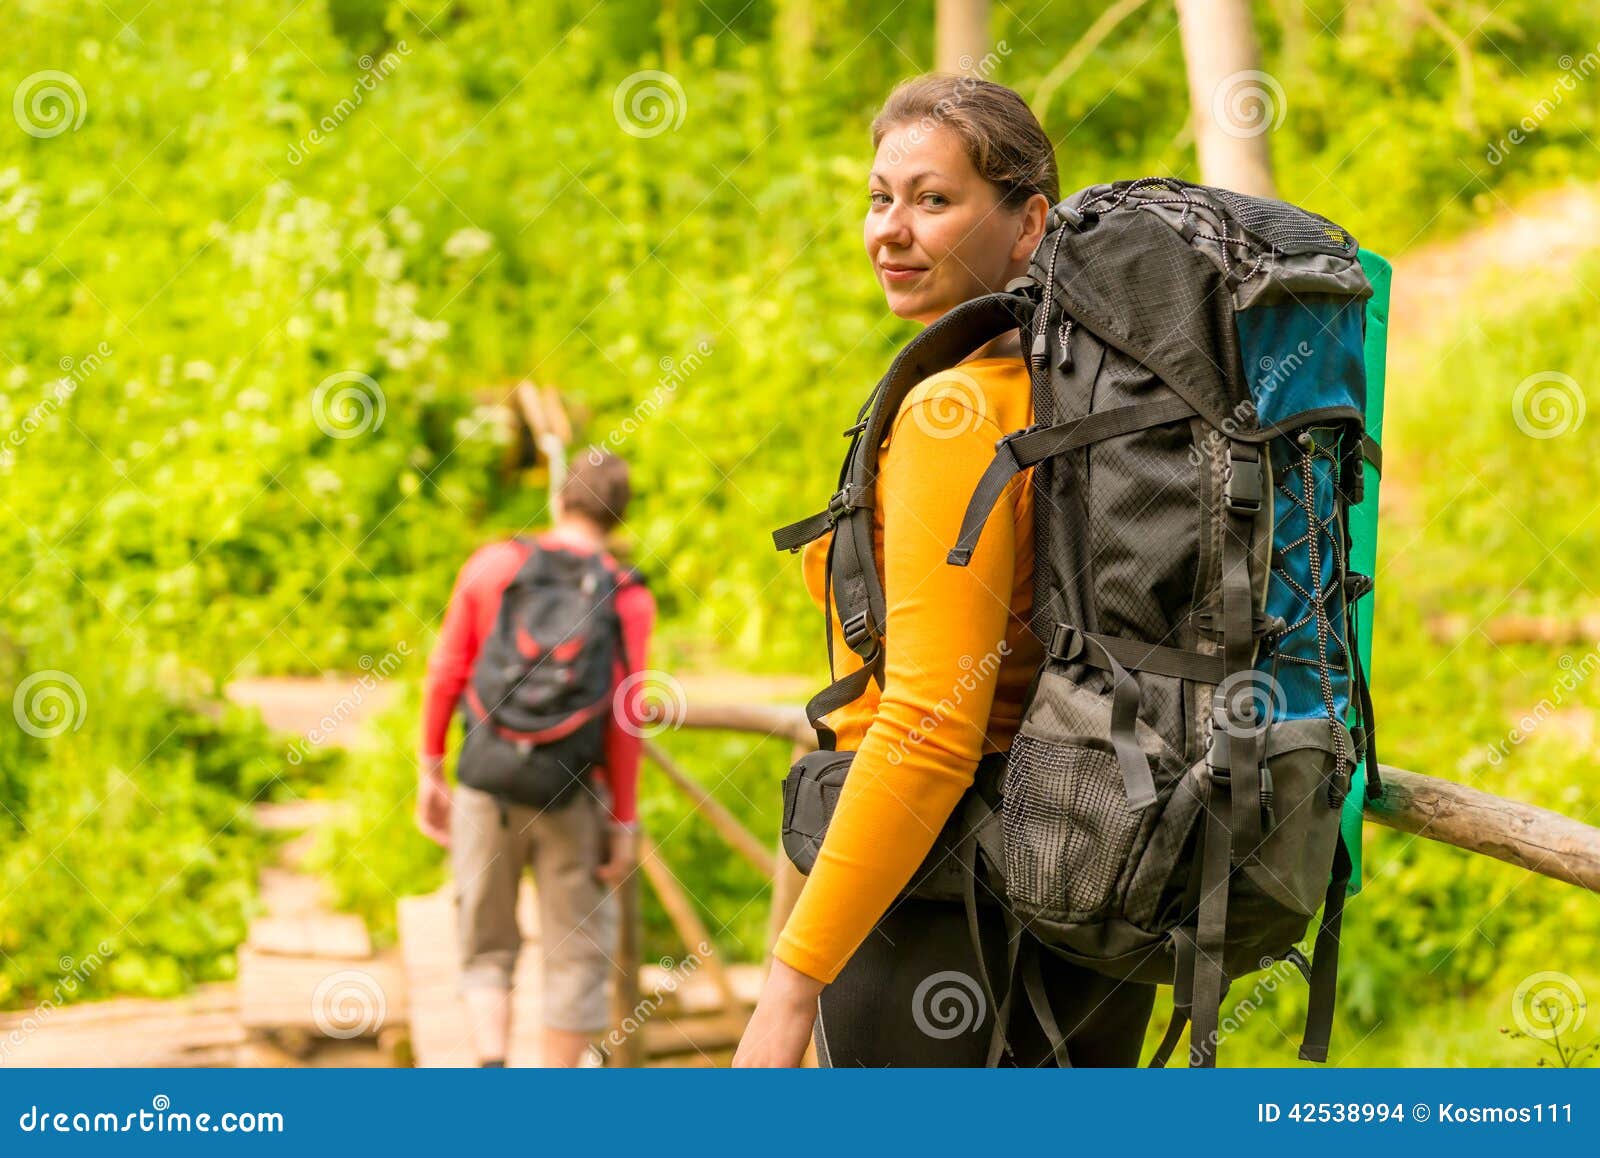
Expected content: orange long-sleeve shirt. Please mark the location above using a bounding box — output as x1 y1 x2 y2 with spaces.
774 356 1043 983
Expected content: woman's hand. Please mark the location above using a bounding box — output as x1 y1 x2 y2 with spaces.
731 958 825 1067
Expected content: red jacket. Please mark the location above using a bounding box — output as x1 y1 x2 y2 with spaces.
421 532 656 825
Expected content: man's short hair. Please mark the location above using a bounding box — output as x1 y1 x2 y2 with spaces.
561 451 632 531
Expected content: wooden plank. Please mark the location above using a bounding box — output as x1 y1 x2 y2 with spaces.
640 1010 748 1059
224 677 400 742
256 867 328 920
397 882 543 1067
638 962 763 1015
247 914 373 960
237 947 403 1036
253 799 336 832
0 986 244 1067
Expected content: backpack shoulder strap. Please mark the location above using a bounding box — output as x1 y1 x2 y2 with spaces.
771 290 1035 747
505 535 550 586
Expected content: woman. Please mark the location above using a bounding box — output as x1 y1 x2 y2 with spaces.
733 75 1156 1068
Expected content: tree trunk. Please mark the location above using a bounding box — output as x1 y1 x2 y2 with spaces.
1175 0 1278 196
936 0 989 74
774 0 815 94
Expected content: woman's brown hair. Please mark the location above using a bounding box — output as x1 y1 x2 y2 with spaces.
871 74 1059 209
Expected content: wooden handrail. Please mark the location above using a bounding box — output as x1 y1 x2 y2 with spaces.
678 701 814 747
1367 764 1600 893
664 702 1600 898
641 739 774 877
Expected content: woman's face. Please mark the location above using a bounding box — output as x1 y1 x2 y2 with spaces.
865 121 1042 325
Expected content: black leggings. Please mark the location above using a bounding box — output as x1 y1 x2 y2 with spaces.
815 896 1156 1067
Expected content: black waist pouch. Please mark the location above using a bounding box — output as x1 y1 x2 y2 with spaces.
780 748 1007 905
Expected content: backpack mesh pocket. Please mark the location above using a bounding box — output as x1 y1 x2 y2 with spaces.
1002 734 1141 920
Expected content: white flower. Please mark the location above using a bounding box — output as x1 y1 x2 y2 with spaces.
443 227 494 260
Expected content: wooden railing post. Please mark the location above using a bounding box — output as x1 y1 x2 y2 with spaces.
606 855 645 1068
637 834 739 1011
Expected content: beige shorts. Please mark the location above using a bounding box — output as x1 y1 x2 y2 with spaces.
451 782 619 1033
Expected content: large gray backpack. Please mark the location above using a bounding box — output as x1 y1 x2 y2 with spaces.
775 177 1382 1068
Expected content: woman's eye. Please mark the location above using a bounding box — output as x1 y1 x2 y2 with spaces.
868 191 891 207
920 193 949 208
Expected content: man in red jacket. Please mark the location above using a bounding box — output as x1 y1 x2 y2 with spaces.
416 451 655 1067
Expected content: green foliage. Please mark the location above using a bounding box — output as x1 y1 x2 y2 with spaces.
0 626 327 1007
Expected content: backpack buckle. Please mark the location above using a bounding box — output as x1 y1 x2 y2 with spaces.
840 610 875 653
1047 622 1084 664
996 422 1043 451
828 485 865 524
1193 609 1287 641
1223 451 1263 513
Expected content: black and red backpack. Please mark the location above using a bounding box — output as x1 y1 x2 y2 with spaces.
457 537 639 810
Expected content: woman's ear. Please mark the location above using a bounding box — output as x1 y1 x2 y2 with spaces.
1009 192 1050 265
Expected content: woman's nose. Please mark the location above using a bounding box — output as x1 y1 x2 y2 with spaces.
867 202 913 251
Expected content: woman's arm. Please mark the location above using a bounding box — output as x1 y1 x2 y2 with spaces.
773 377 1024 984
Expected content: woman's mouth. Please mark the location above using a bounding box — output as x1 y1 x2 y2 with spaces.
879 263 927 284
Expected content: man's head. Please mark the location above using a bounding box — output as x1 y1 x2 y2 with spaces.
557 451 633 533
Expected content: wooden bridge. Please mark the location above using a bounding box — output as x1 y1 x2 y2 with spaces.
3 694 1597 1067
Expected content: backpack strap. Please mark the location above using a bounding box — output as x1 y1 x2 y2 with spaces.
947 394 1198 566
1183 438 1271 1068
1298 831 1354 1062
508 534 548 582
1347 587 1383 802
1020 940 1072 1068
1187 766 1235 1067
1146 927 1197 1067
776 291 1035 748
